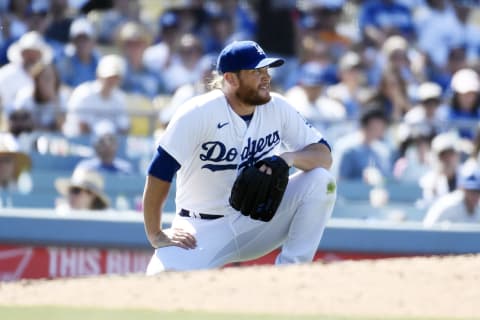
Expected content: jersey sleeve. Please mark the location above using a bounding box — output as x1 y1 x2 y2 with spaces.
273 93 325 151
157 100 207 165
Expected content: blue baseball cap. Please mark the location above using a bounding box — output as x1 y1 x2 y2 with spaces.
216 40 284 74
299 62 329 86
458 169 480 191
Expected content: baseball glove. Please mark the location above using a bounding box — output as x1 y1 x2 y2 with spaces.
229 156 290 222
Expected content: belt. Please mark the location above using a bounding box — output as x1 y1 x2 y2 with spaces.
178 209 223 220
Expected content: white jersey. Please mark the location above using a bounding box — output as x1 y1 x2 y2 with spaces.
423 190 480 227
159 89 324 216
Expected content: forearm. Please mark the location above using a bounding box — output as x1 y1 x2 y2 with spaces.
143 175 170 244
280 142 332 171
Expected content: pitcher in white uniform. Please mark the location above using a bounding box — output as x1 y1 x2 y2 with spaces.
143 40 337 272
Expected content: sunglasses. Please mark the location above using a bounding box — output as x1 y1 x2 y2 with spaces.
69 187 91 195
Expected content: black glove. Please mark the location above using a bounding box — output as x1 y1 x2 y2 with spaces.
229 156 289 222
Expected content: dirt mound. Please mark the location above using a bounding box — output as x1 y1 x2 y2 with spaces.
1 255 480 318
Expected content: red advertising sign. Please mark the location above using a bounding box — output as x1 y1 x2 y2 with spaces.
0 245 152 281
0 244 402 281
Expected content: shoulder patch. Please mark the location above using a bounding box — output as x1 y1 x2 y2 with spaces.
327 181 336 194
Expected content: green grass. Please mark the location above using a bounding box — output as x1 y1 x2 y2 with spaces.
0 306 474 320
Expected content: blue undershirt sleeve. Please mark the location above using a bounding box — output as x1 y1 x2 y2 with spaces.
147 146 181 182
318 138 332 152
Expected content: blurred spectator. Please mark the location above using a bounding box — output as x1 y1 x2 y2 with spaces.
162 33 205 93
75 120 133 175
428 45 468 92
462 125 480 174
284 35 338 90
297 0 352 60
418 131 461 209
335 105 393 181
365 66 411 121
26 1 51 35
159 54 216 127
6 108 33 138
3 0 29 37
95 0 145 45
423 167 480 226
415 0 463 70
0 31 53 115
55 168 110 211
393 123 435 182
206 0 256 41
359 0 416 48
116 21 166 99
143 10 181 74
13 63 68 132
381 35 422 88
450 0 480 65
0 132 31 191
285 61 346 129
162 0 203 35
441 68 480 139
55 17 100 88
326 51 368 119
201 2 238 55
0 0 28 65
44 0 75 44
404 81 444 132
63 54 130 136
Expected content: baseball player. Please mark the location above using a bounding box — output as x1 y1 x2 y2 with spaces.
143 40 337 273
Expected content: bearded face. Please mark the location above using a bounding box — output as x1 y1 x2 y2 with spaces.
234 68 272 106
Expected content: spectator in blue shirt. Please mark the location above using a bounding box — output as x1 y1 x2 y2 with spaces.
116 22 166 99
55 17 100 88
359 0 415 48
75 120 134 175
335 104 394 181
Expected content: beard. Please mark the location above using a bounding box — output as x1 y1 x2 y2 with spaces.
235 78 271 106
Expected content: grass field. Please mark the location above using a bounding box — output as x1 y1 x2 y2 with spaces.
0 306 466 320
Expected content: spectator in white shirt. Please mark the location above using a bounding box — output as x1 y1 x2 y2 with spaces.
423 167 480 226
404 81 445 133
161 33 205 93
0 31 53 115
13 63 69 132
63 54 130 136
418 131 461 209
285 61 346 130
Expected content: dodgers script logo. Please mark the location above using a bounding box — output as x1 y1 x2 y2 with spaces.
200 131 280 171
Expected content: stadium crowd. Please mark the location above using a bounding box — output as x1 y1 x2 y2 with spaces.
0 0 480 225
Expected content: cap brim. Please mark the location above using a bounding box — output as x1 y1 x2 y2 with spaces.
55 178 72 197
255 58 284 69
454 86 480 94
7 43 53 65
55 178 110 208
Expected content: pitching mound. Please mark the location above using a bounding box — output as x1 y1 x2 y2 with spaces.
1 254 479 318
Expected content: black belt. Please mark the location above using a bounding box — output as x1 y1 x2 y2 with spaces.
179 209 223 220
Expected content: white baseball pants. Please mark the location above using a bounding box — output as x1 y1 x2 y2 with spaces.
146 167 336 273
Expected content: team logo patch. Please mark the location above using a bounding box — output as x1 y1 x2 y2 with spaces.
254 43 265 55
326 181 336 194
